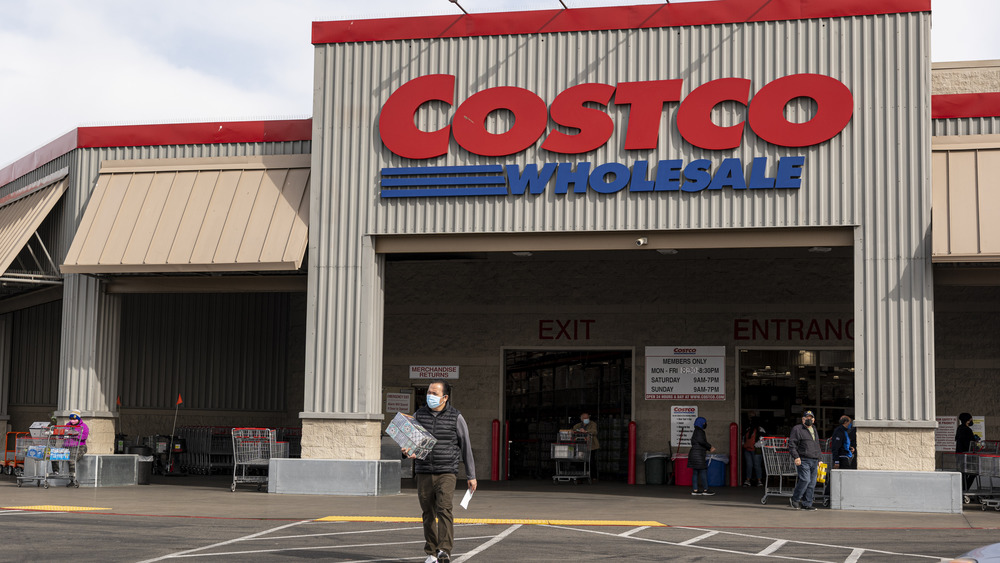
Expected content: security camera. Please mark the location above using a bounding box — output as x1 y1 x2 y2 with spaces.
635 237 648 247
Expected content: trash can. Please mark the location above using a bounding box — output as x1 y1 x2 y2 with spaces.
673 453 692 486
706 454 729 487
127 445 153 485
643 452 668 485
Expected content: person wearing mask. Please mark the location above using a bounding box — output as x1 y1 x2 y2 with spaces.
955 412 981 492
688 416 716 496
572 412 600 481
58 409 88 486
789 410 821 510
831 415 856 470
406 381 476 563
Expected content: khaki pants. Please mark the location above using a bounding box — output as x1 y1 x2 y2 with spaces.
416 473 457 556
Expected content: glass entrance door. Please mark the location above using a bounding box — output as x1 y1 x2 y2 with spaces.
739 348 854 439
504 349 632 481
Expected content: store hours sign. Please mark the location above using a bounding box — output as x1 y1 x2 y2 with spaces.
645 346 726 400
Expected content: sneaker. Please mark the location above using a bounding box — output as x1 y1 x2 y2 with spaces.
802 505 818 511
424 556 438 563
790 498 801 509
437 551 451 563
701 490 716 496
756 481 764 487
742 480 751 487
691 490 702 496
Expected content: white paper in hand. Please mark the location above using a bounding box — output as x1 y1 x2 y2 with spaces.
460 488 474 509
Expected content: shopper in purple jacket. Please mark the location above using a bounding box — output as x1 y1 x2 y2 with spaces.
59 409 89 483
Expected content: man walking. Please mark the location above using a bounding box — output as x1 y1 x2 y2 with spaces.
789 410 821 510
409 380 477 563
831 415 856 470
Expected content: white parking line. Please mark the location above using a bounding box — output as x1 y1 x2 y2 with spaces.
256 522 484 541
679 530 719 545
165 536 498 559
758 539 788 556
674 526 948 560
620 525 650 537
544 524 833 562
453 524 521 563
844 547 865 563
135 520 309 562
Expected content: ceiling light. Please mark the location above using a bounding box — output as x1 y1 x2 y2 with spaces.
808 246 832 253
656 249 678 255
512 251 533 257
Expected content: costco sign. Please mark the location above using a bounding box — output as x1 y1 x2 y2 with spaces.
378 74 853 198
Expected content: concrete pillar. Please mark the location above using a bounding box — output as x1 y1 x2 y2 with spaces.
57 274 120 454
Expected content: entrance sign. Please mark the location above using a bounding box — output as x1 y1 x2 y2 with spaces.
409 365 460 380
671 406 698 448
645 346 726 400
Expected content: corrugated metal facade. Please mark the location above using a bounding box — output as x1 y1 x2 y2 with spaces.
119 293 290 411
933 117 1000 137
311 12 935 424
8 300 61 406
58 141 309 416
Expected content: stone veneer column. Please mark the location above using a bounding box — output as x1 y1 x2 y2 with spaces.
856 427 935 472
57 274 120 454
300 420 382 460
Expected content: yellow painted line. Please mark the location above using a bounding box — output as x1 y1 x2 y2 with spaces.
315 516 665 527
3 505 112 512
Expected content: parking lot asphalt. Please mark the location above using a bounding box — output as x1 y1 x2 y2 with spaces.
2 474 999 562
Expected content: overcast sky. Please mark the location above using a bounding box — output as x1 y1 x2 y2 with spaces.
1 0 997 169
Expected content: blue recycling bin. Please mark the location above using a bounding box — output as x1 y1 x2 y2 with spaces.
706 454 729 487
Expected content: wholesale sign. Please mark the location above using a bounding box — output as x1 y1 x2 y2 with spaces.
645 346 726 400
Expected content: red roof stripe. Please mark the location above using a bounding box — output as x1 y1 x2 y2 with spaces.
312 0 931 44
0 119 312 187
932 93 1000 119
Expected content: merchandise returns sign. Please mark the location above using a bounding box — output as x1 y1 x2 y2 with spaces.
645 346 726 400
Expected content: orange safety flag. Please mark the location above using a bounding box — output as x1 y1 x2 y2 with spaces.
176 393 183 406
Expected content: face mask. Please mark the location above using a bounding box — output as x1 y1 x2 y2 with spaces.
426 394 442 409
804 419 813 427
581 418 589 425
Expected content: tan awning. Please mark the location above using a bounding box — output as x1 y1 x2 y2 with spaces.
0 176 68 275
62 155 310 273
932 134 1000 263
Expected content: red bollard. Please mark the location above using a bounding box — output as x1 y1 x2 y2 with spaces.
491 419 500 481
628 421 637 485
729 422 739 487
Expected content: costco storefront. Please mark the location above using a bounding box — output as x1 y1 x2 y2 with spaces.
304 0 945 510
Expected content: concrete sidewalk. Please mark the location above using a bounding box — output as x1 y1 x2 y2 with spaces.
2 474 997 529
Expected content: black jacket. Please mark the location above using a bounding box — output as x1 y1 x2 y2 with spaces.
956 424 980 453
789 423 822 460
414 404 462 474
687 426 711 470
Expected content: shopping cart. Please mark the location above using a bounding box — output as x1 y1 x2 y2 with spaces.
551 430 591 484
759 436 830 506
16 426 80 488
231 428 276 492
3 432 27 476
